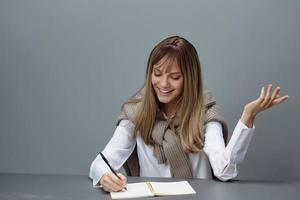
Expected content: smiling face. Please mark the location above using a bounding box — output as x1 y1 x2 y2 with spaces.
151 56 183 115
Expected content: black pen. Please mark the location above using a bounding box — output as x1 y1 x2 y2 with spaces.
99 152 127 190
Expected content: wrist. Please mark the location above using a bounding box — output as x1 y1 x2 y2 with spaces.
241 110 256 128
242 110 256 119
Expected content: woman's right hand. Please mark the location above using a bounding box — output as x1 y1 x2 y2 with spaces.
100 172 127 192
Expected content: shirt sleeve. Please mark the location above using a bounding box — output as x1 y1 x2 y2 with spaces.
203 120 255 181
89 120 136 186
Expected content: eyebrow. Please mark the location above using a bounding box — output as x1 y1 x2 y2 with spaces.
153 68 182 75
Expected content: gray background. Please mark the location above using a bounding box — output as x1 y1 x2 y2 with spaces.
0 0 299 181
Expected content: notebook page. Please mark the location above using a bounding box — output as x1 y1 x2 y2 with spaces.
151 181 196 195
110 182 154 199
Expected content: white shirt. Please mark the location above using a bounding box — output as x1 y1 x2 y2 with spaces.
89 119 255 186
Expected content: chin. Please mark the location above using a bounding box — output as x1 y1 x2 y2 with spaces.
157 96 174 104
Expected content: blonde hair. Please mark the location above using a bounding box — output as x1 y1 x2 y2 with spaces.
127 36 205 153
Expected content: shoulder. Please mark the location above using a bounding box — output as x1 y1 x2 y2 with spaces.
117 89 144 125
203 90 228 143
203 90 217 108
118 119 135 133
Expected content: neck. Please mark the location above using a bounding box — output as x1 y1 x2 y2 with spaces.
161 102 177 118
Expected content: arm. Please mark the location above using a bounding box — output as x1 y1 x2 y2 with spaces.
203 120 255 181
204 84 288 181
89 120 136 188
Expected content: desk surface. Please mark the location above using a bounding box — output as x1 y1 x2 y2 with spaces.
0 173 299 200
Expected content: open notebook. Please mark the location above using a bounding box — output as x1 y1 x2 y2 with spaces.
110 181 196 199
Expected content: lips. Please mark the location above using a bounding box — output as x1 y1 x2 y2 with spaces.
157 87 174 95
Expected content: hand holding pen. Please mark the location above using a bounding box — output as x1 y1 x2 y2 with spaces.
99 152 127 192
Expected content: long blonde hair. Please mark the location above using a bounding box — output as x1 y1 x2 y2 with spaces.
127 36 205 153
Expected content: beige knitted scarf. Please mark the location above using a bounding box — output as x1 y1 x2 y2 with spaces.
116 91 228 178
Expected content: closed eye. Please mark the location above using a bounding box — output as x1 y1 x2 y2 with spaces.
154 72 162 77
171 76 181 80
153 69 162 76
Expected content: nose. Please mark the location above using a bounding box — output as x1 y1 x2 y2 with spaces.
159 76 169 88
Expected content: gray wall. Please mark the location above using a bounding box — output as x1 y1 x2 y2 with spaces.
1 0 299 181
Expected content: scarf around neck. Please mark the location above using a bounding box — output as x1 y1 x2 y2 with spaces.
116 91 228 178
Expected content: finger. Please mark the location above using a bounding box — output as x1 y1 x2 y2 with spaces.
104 176 124 192
101 177 116 192
272 95 289 105
117 173 127 187
108 173 126 189
257 87 265 103
100 174 113 191
101 173 124 192
117 173 127 183
261 84 272 107
267 86 280 107
271 86 280 101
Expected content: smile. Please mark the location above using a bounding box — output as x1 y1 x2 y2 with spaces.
158 88 174 95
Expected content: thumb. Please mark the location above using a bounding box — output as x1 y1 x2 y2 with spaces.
117 173 127 183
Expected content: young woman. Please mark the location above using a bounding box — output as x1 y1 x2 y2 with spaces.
89 36 288 192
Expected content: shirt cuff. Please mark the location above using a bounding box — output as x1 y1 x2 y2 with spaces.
238 119 255 130
90 156 111 186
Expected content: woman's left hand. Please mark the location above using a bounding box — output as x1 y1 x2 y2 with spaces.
241 84 289 128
